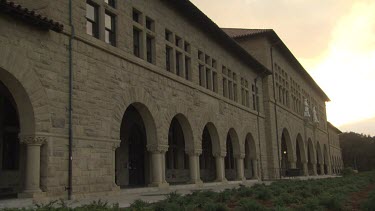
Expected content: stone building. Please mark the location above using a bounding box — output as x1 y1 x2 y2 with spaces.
328 122 344 174
0 0 343 200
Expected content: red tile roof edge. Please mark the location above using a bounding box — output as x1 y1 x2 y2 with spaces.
0 0 63 32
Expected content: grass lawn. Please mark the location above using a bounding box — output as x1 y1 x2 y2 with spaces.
2 171 375 211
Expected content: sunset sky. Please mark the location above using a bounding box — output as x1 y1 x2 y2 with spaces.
190 0 375 135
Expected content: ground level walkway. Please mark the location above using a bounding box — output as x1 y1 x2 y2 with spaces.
0 175 337 209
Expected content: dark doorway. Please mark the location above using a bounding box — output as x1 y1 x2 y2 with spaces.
244 140 254 179
307 140 314 175
225 134 236 181
316 149 321 175
296 140 302 170
0 81 21 198
117 104 149 188
166 118 189 184
128 126 146 187
281 133 288 176
200 126 216 182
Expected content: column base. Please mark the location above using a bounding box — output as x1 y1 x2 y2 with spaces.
18 189 44 199
149 182 169 189
189 179 203 186
236 177 246 182
112 184 121 192
215 178 228 184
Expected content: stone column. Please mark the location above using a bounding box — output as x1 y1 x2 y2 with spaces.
252 159 259 179
302 162 309 176
214 153 226 182
327 164 332 175
312 163 318 176
320 164 325 175
148 145 169 188
235 154 245 181
289 161 297 169
19 135 46 197
187 150 202 185
112 142 120 191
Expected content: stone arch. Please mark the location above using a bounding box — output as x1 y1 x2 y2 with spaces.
280 128 294 176
165 113 194 184
116 103 158 187
0 67 42 196
199 122 220 182
128 102 157 147
307 138 316 175
0 68 36 135
112 87 162 146
225 128 241 181
296 133 306 171
227 128 241 157
316 142 323 175
244 133 257 179
323 145 329 174
203 122 221 156
167 113 195 153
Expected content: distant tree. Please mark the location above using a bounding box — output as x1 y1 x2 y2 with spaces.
340 132 375 171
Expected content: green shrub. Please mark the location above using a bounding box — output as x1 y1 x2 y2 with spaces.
235 198 266 211
129 199 150 211
318 193 343 211
214 191 233 203
341 167 355 176
301 198 323 211
236 186 254 197
273 192 301 207
361 190 375 211
274 206 291 211
165 191 181 203
255 188 272 200
202 202 228 211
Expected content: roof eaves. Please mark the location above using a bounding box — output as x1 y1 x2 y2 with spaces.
328 122 343 134
229 29 330 101
162 0 272 77
0 0 63 32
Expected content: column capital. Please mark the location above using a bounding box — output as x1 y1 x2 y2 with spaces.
186 149 202 156
234 153 246 159
147 144 168 153
213 151 226 158
111 141 121 151
19 135 47 146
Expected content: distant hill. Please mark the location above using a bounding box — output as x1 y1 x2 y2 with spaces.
340 132 375 171
339 117 375 136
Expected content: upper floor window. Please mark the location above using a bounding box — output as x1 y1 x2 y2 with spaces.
241 78 250 107
274 63 289 107
105 12 116 46
222 66 238 101
86 1 117 46
104 0 115 7
198 51 217 92
165 29 191 80
252 83 260 111
86 2 99 38
132 9 156 64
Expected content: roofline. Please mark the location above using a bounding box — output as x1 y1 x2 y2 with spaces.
224 28 330 101
161 0 272 77
328 122 343 134
0 0 64 32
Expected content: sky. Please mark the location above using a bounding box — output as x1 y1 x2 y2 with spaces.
190 0 375 136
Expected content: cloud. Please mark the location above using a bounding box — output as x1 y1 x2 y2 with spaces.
340 117 375 136
309 1 375 126
190 0 353 58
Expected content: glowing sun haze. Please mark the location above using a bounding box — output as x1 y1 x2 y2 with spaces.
190 0 375 135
